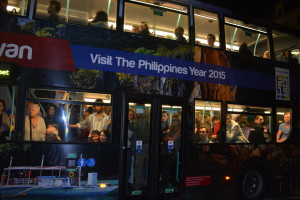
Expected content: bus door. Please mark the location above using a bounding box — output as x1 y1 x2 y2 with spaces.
120 95 183 199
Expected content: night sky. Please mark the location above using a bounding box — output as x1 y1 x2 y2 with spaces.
198 0 300 21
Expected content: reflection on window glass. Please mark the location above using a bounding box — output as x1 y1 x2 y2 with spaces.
7 0 28 16
276 108 291 143
0 85 17 141
194 100 221 144
194 9 219 47
227 104 272 143
273 30 300 64
35 0 117 29
25 89 112 143
160 104 182 194
224 17 269 57
124 2 188 41
126 102 151 196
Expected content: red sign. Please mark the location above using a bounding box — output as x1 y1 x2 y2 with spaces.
185 176 211 187
0 32 75 71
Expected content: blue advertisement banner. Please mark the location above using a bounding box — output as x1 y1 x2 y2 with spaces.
71 45 275 91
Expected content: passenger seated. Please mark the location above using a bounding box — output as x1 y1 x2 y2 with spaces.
139 22 150 35
88 130 100 143
45 123 61 142
207 33 216 47
226 114 249 143
194 126 214 143
283 50 298 65
174 27 187 43
47 0 61 21
89 11 108 29
239 42 252 56
132 25 139 33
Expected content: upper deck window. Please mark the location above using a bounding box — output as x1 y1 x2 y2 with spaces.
194 9 219 48
272 29 300 65
124 0 189 41
6 0 28 16
224 17 269 57
35 0 117 29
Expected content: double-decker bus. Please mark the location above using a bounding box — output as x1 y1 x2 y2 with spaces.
0 0 300 199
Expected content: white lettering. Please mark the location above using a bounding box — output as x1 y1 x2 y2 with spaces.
90 53 99 63
19 45 32 60
0 43 33 60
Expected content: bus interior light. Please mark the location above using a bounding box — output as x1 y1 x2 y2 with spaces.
277 112 285 115
84 98 96 102
128 0 187 14
225 176 231 181
144 104 151 107
102 100 111 103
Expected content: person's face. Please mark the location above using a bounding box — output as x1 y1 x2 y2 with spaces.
132 26 139 33
84 111 90 118
45 125 57 135
0 102 3 112
139 23 147 31
284 114 290 123
92 134 99 142
1 1 7 10
256 116 264 125
226 116 231 125
48 106 55 116
207 36 215 47
199 128 207 139
172 117 180 126
95 105 103 113
29 106 39 117
99 131 108 143
162 113 168 122
128 111 134 120
175 29 182 37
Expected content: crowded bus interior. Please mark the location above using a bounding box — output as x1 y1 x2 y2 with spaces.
1 0 300 200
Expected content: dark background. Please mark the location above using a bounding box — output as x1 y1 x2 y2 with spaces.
199 0 300 21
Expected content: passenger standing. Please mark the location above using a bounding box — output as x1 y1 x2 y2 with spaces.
160 114 181 192
0 99 10 140
89 11 108 29
24 103 46 141
276 112 291 143
0 0 8 15
249 115 265 143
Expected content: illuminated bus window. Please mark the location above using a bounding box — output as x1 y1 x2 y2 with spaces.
0 85 17 141
6 0 28 16
124 1 189 41
272 29 300 64
25 89 112 143
194 9 219 48
194 100 221 144
224 17 269 56
227 104 272 143
35 0 117 29
276 108 292 143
